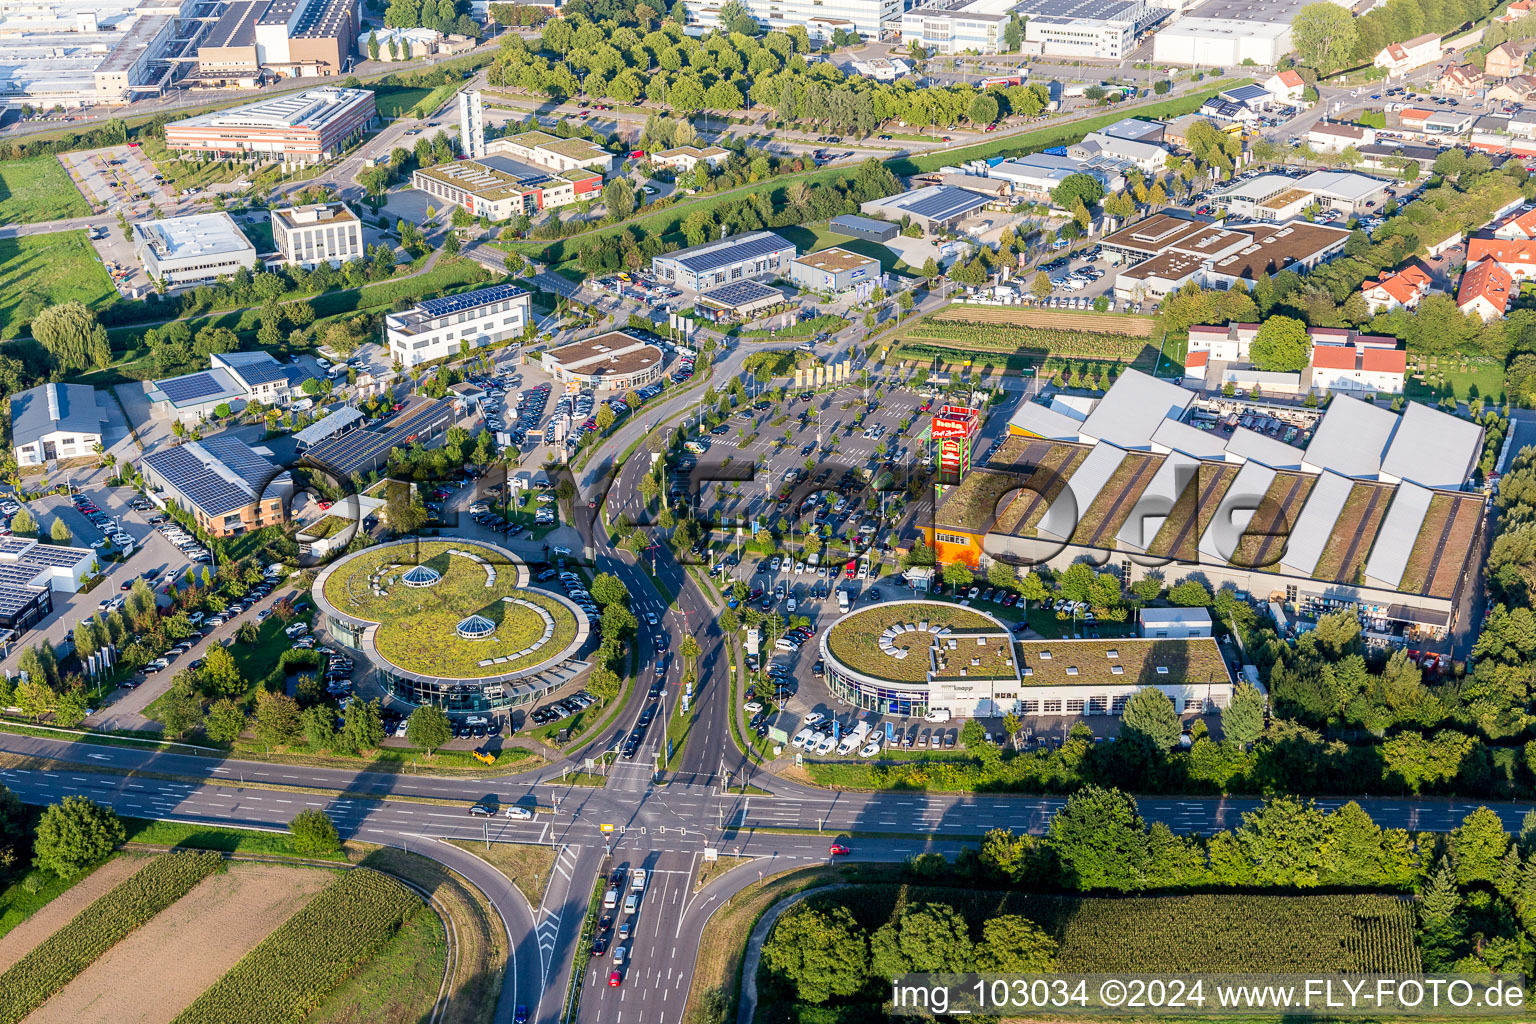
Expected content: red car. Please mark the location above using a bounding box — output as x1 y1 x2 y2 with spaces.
392 403 405 412
829 844 850 856
608 970 622 987
318 500 333 510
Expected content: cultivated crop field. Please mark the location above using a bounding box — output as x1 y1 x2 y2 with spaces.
897 319 1154 366
930 305 1158 337
25 862 333 1024
0 155 90 225
829 887 1421 973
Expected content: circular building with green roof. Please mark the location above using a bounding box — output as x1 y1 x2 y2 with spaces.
820 600 1021 718
312 539 589 713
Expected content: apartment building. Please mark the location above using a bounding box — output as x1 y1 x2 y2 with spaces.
385 284 531 368
271 201 362 267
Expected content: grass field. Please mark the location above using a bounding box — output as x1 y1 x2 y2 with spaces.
1408 357 1505 403
0 231 117 339
775 224 905 274
308 903 446 1024
0 156 89 225
122 817 349 862
448 841 557 907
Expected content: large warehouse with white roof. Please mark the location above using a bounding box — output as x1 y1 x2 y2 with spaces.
914 369 1487 642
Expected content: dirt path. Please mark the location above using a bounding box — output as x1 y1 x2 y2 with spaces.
0 855 148 972
23 863 335 1024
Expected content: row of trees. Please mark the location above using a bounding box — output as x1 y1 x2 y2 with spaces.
1293 0 1498 76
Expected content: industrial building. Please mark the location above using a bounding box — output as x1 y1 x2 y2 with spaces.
683 0 897 41
149 350 305 423
271 201 362 267
161 86 376 165
830 214 899 242
987 152 1124 200
651 231 795 292
132 212 258 286
411 160 602 220
788 247 880 297
193 0 359 77
10 383 105 468
901 0 1163 58
694 280 785 323
385 284 531 368
922 369 1484 641
0 0 200 107
1215 170 1391 221
859 185 993 233
140 434 290 538
303 397 453 480
485 131 615 175
1103 213 1350 300
540 333 664 393
1152 17 1292 66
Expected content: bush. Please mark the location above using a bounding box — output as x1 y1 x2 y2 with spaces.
0 851 222 1023
289 809 341 856
32 796 125 877
171 868 420 1024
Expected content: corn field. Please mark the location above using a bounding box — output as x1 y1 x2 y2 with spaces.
933 306 1158 337
0 851 223 1024
902 321 1152 361
172 867 421 1024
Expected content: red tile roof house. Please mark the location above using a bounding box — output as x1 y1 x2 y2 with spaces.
1466 236 1536 278
1499 0 1534 23
1494 207 1536 241
1457 257 1515 321
1360 264 1434 313
1309 343 1409 396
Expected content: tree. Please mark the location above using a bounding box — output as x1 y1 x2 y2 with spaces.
1120 686 1181 751
199 645 243 698
407 704 452 754
384 480 427 535
976 915 1059 972
1292 2 1357 75
14 679 54 722
54 690 87 728
9 507 35 537
1031 271 1053 301
1250 315 1311 372
1168 579 1213 606
986 560 1018 591
33 796 124 876
1003 12 1023 51
1048 786 1148 891
255 690 302 750
1051 173 1105 211
158 685 203 737
1235 796 1330 887
603 178 636 219
762 902 870 1002
290 808 341 855
942 563 973 588
1222 682 1266 747
591 572 630 607
1453 806 1509 886
204 698 246 744
31 301 110 373
342 697 386 752
49 517 71 544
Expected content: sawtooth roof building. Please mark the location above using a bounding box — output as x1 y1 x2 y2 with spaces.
916 369 1486 642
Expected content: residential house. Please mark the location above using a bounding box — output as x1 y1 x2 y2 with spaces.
1360 264 1434 313
1437 63 1485 97
650 146 731 173
1263 69 1306 104
1467 235 1536 277
1307 122 1376 153
1375 33 1442 75
1493 207 1536 241
1458 257 1515 320
1499 0 1534 21
1486 39 1536 78
1489 74 1536 102
1309 343 1408 396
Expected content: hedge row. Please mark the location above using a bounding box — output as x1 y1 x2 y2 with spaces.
0 851 223 1024
172 867 421 1024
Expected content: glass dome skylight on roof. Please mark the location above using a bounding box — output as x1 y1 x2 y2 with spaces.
456 614 496 640
402 565 441 588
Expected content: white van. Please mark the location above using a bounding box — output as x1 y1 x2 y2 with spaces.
630 868 646 893
924 709 952 723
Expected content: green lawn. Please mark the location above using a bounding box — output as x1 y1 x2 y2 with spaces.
369 85 435 119
777 224 906 275
1408 357 1505 403
0 155 90 225
0 858 94 940
0 231 118 339
120 817 348 861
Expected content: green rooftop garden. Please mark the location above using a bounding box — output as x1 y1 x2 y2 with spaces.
322 541 577 679
825 602 1002 684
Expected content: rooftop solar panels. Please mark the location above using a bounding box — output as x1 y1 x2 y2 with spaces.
304 399 452 479
417 284 528 319
219 355 292 387
667 232 792 275
21 545 92 567
142 437 282 518
0 584 46 620
0 563 44 588
0 538 33 557
698 280 783 307
156 372 229 405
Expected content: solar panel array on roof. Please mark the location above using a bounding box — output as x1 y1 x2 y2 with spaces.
21 545 91 567
156 372 229 405
698 280 783 306
0 584 45 618
673 233 790 275
304 399 451 478
0 538 32 557
0 563 43 588
227 359 291 387
143 444 257 518
417 284 528 319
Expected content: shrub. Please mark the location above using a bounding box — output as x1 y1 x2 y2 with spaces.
289 809 341 856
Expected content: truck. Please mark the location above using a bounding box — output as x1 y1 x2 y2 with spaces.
836 721 871 756
630 868 646 893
